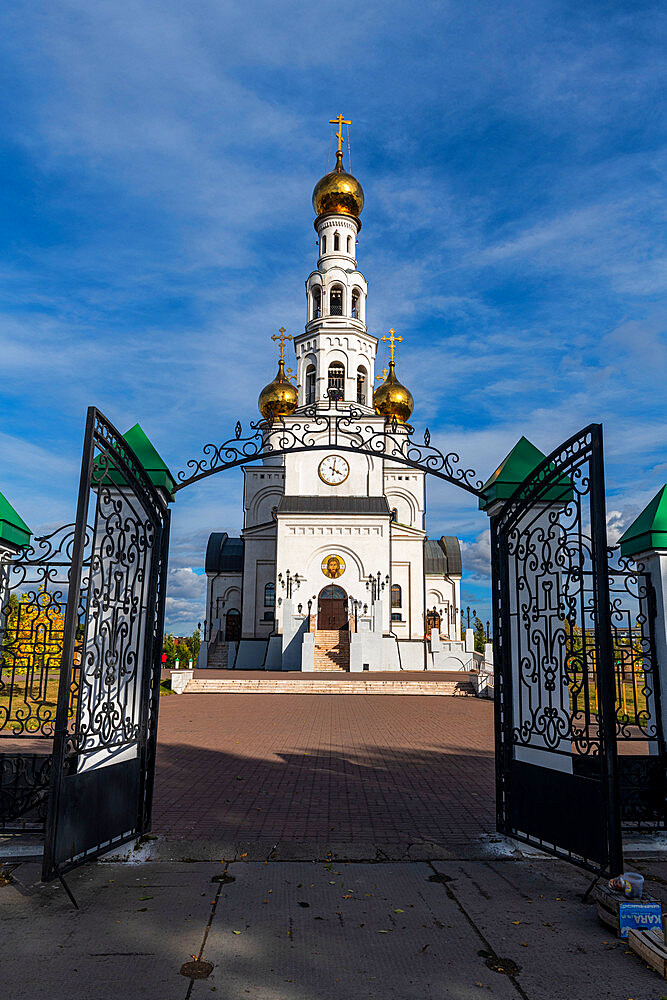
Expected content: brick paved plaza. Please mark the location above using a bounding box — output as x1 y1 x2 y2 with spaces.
152 693 496 854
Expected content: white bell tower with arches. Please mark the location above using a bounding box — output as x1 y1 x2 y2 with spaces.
294 127 376 411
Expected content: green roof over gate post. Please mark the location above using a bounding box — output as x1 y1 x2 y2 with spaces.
478 437 547 512
123 424 176 499
0 490 31 550
94 424 176 499
619 485 667 558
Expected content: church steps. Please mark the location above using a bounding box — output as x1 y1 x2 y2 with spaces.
181 677 476 696
313 628 350 672
207 642 230 669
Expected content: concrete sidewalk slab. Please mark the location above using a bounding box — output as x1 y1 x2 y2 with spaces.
1 862 219 1000
194 860 520 1000
432 858 664 1000
0 858 664 999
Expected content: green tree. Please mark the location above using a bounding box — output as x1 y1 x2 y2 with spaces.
473 615 487 653
163 629 201 669
162 633 177 670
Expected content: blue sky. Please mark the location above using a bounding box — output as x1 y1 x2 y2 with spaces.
0 0 665 632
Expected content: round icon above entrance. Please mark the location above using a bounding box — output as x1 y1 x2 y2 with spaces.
318 455 350 485
322 554 346 579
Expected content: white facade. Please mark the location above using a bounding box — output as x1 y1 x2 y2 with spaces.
201 163 468 672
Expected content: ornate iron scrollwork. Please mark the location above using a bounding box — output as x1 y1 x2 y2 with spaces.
172 400 483 496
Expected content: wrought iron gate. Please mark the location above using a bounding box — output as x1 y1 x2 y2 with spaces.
491 424 623 875
41 408 170 881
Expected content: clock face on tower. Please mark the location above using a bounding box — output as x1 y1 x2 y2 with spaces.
318 455 350 486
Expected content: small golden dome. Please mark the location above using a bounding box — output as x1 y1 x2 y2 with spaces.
258 360 298 420
312 150 364 220
373 362 414 424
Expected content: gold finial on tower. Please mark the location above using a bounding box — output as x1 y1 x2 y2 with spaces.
271 327 293 362
313 116 364 220
381 329 403 365
329 114 351 154
375 367 389 383
286 367 300 386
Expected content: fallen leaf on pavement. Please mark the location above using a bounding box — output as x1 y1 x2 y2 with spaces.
232 930 242 935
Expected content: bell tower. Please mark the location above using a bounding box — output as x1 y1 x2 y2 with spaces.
294 116 377 410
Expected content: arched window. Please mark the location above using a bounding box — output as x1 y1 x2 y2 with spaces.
329 286 343 316
320 584 346 600
328 362 345 395
225 609 241 642
321 235 327 254
391 584 402 608
356 366 367 405
305 364 316 405
264 583 275 608
351 289 360 319
333 232 340 251
311 287 321 319
347 235 352 253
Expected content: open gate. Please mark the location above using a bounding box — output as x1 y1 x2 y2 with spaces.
491 424 623 875
41 408 170 881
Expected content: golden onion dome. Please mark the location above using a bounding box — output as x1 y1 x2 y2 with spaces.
258 359 298 420
312 150 364 221
373 361 414 424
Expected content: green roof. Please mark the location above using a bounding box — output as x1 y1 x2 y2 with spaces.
479 436 573 512
479 437 547 511
0 490 31 550
93 423 175 499
619 485 667 557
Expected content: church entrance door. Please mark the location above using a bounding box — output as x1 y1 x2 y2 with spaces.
318 585 348 629
225 609 241 642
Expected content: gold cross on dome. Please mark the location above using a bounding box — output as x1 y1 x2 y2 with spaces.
329 114 351 154
271 327 293 362
381 328 403 364
286 367 300 386
375 367 389 383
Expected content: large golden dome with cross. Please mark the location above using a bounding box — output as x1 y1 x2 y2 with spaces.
312 115 364 221
312 151 364 220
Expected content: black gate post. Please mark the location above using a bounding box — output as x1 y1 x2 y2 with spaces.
490 513 512 838
42 407 96 880
140 506 171 835
589 426 623 876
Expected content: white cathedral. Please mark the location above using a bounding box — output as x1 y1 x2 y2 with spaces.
201 126 470 673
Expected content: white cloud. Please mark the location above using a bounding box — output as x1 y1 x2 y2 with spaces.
461 529 492 581
164 567 206 634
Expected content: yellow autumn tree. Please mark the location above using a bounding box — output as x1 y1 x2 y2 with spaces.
2 588 65 675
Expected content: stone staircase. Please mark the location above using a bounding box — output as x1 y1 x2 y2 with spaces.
452 678 476 697
182 675 477 695
314 629 349 671
207 641 230 669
